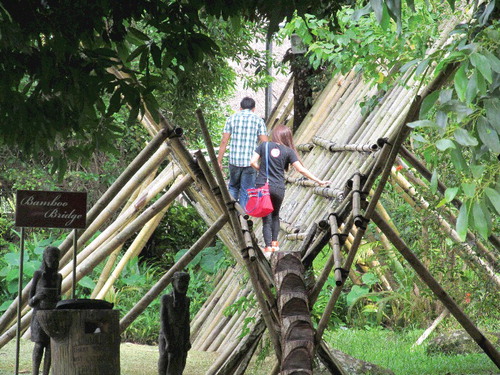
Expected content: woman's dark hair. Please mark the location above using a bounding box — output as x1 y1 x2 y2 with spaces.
271 124 300 160
240 97 256 110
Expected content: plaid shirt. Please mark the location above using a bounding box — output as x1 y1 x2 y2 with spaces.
223 109 267 167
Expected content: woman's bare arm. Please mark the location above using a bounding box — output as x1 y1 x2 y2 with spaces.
250 152 261 170
292 161 331 186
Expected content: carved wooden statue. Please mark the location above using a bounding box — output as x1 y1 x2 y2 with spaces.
28 246 62 375
158 271 191 375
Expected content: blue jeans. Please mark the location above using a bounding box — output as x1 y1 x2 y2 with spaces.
228 165 256 209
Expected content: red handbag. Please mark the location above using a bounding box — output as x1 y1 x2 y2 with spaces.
245 142 274 217
245 182 273 217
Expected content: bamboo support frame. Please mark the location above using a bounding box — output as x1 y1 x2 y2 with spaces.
3 13 488 363
329 214 343 286
351 173 364 228
0 145 174 338
120 213 228 332
313 62 458 347
309 214 353 307
372 211 500 368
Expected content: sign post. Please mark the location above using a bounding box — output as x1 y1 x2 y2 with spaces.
14 190 87 375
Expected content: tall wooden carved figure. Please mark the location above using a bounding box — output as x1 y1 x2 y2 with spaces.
158 272 191 375
29 246 62 375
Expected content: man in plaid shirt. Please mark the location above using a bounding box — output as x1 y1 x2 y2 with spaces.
217 97 268 209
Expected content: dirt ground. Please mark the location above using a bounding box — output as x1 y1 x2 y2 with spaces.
0 339 274 375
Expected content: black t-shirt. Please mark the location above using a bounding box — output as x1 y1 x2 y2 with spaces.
255 142 299 189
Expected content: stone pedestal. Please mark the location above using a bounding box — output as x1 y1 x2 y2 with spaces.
37 309 120 375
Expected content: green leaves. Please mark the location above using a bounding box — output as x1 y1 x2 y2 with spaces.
472 201 489 239
435 139 455 151
485 188 500 215
456 201 469 241
470 52 492 84
453 128 478 146
485 99 500 132
454 65 467 102
477 116 500 153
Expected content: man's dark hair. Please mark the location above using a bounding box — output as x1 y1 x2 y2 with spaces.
240 97 256 110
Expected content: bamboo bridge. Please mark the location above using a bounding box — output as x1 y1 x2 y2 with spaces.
1 6 499 375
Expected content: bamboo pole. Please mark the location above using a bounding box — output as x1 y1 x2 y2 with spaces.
95 203 171 300
329 214 343 286
207 290 251 352
267 78 293 129
61 174 193 294
91 170 159 298
119 213 228 332
59 151 177 268
199 285 244 351
59 128 172 259
191 267 235 344
223 310 258 351
372 211 500 368
308 215 353 305
206 318 266 375
413 308 449 347
212 316 266 375
58 165 182 281
0 311 32 349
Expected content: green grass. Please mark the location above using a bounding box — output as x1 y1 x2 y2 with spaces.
325 329 499 375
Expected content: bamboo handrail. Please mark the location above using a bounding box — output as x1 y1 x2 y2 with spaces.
297 143 315 152
285 232 306 241
309 214 353 306
312 136 380 153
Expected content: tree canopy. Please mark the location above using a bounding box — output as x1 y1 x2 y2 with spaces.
0 0 345 158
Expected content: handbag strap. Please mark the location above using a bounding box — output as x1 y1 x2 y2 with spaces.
265 142 269 183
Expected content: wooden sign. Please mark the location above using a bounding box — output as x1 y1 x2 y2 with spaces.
15 190 87 229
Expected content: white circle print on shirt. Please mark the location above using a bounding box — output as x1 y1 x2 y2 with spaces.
270 147 281 158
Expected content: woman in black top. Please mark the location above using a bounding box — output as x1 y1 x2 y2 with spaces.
250 124 330 252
